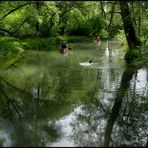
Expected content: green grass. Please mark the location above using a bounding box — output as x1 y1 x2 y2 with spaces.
0 36 92 53
20 37 58 51
0 36 92 68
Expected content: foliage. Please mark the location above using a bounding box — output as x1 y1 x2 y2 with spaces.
113 30 127 51
0 37 23 56
99 29 108 39
0 36 92 57
0 1 110 38
124 48 140 61
0 1 148 62
129 45 148 67
140 19 148 45
55 35 91 43
21 37 58 51
66 14 107 38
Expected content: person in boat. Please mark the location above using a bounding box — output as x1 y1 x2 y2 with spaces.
94 36 101 45
59 41 68 54
59 41 72 54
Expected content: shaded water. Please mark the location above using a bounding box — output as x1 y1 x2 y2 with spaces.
0 41 147 147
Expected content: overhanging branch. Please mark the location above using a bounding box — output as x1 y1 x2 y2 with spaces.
0 28 16 37
12 17 31 34
0 2 31 21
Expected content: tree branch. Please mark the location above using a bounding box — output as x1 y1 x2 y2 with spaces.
12 17 31 34
0 28 17 37
0 2 31 21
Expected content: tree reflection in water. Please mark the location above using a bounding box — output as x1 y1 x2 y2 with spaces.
0 52 96 146
0 44 147 147
70 66 148 147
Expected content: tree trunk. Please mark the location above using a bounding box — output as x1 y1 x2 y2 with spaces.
119 2 141 50
108 2 116 38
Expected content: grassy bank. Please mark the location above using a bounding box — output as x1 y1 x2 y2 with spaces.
113 30 148 67
0 36 92 68
1 35 147 68
20 35 92 50
130 45 148 67
0 36 92 52
0 37 24 69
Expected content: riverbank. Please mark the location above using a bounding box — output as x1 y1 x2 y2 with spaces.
130 45 148 68
0 49 24 69
0 36 92 69
0 36 92 51
0 36 147 69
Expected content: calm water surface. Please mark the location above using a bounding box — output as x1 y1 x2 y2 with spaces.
0 41 147 147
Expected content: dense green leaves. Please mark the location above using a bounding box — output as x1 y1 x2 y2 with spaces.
0 1 113 38
0 1 148 61
0 1 147 40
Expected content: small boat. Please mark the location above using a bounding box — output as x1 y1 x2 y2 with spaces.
94 40 101 46
59 47 69 54
94 36 101 46
59 41 72 55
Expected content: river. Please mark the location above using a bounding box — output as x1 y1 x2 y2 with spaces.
0 41 147 147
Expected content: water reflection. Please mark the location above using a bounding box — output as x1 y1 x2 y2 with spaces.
60 66 148 147
0 41 147 147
